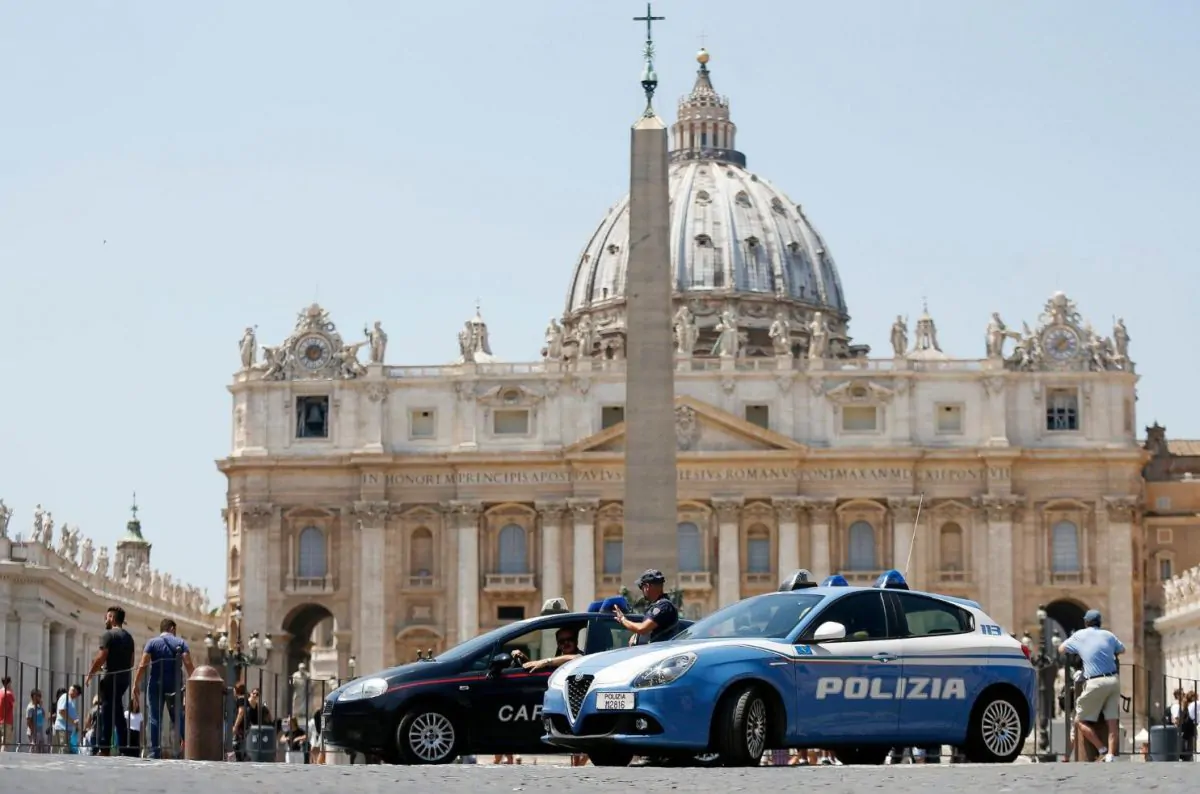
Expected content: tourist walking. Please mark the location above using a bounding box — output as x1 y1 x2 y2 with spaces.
84 605 136 756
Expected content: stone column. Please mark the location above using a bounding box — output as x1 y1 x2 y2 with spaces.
352 501 390 673
359 382 389 453
982 376 1009 447
888 497 923 587
16 607 44 682
536 502 567 602
805 499 838 579
238 504 274 641
773 498 802 576
569 500 598 611
1104 496 1137 657
448 501 482 645
713 499 743 608
622 98 678 585
50 625 66 690
981 496 1021 633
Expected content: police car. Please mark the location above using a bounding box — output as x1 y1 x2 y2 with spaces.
320 598 692 764
541 570 1035 767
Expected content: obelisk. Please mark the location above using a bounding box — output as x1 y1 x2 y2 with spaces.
623 4 678 585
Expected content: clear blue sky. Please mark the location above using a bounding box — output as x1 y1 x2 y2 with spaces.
1 1 1196 600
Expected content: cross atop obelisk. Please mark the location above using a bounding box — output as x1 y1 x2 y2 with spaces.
633 3 665 116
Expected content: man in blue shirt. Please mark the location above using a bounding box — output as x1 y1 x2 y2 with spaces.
132 618 195 759
1059 609 1124 762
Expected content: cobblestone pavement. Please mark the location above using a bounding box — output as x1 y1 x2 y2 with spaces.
2 754 1198 793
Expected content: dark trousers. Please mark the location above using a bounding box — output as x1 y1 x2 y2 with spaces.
96 676 130 755
146 684 183 759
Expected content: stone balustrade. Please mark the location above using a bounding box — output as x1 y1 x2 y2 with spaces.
2 536 211 622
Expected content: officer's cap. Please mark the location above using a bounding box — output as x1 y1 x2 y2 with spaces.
636 569 666 587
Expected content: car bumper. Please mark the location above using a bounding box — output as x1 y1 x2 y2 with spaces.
541 683 711 751
320 698 394 754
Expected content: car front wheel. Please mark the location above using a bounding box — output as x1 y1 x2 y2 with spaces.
964 690 1026 763
396 707 461 764
712 685 769 767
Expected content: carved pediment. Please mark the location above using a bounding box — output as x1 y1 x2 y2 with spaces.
476 384 544 408
565 396 805 454
824 380 895 405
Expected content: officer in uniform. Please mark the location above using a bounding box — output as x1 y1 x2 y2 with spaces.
612 570 680 643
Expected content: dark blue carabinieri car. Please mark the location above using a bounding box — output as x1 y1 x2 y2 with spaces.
320 598 691 764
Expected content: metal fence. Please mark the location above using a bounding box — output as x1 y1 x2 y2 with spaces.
0 654 349 762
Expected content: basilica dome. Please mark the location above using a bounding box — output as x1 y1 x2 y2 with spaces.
562 51 859 360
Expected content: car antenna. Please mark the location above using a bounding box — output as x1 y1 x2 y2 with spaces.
903 492 925 579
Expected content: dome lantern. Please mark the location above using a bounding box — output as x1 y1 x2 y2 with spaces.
670 49 744 168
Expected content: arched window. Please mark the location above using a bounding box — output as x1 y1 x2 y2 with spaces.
1051 521 1080 573
297 527 327 578
746 525 771 574
846 521 876 570
498 524 528 574
229 547 240 580
678 522 703 572
939 523 964 571
603 533 623 575
410 527 434 576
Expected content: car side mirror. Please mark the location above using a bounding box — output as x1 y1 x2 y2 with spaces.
813 621 847 642
488 653 512 675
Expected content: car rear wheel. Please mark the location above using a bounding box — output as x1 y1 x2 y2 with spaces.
396 707 461 764
964 690 1026 763
713 685 769 767
587 749 634 766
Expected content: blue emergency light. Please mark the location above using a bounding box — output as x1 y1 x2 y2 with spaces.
821 574 850 587
589 596 630 614
873 569 910 590
778 569 817 591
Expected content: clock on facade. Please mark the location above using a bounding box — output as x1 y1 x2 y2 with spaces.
1042 325 1080 362
295 334 333 370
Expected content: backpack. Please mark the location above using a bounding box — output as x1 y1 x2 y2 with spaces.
1180 702 1197 738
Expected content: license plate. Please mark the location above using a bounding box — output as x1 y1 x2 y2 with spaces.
596 692 635 711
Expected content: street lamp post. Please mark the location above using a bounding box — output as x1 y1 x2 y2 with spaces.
204 603 273 749
1022 605 1062 763
347 656 357 683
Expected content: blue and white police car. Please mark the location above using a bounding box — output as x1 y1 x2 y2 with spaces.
541 570 1035 767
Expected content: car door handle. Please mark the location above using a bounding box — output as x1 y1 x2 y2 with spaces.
872 653 899 663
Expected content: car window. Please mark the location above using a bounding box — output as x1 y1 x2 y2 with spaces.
466 620 586 671
802 592 888 642
586 617 633 653
674 594 824 641
894 592 973 637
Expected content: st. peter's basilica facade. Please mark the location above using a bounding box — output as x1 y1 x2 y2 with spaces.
217 53 1145 688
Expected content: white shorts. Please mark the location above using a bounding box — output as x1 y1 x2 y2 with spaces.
1076 675 1120 722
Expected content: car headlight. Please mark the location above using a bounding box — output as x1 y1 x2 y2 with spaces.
337 677 389 702
631 652 697 688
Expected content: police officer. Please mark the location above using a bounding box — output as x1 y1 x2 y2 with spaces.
612 570 679 643
1057 609 1124 762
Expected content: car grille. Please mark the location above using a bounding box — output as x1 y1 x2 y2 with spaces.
566 674 594 721
322 700 334 716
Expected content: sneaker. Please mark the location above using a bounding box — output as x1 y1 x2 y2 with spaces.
1102 753 1115 763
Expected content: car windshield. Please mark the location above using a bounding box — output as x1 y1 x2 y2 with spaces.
432 618 540 663
674 593 826 641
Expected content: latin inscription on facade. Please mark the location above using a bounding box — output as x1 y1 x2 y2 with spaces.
360 466 1009 488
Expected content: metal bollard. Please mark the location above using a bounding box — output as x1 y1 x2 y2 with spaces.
184 666 226 761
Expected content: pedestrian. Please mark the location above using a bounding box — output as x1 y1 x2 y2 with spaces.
126 699 143 756
1058 609 1123 762
25 689 47 753
52 685 81 753
0 676 15 751
84 605 136 757
1169 688 1197 761
132 617 195 759
612 570 681 643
